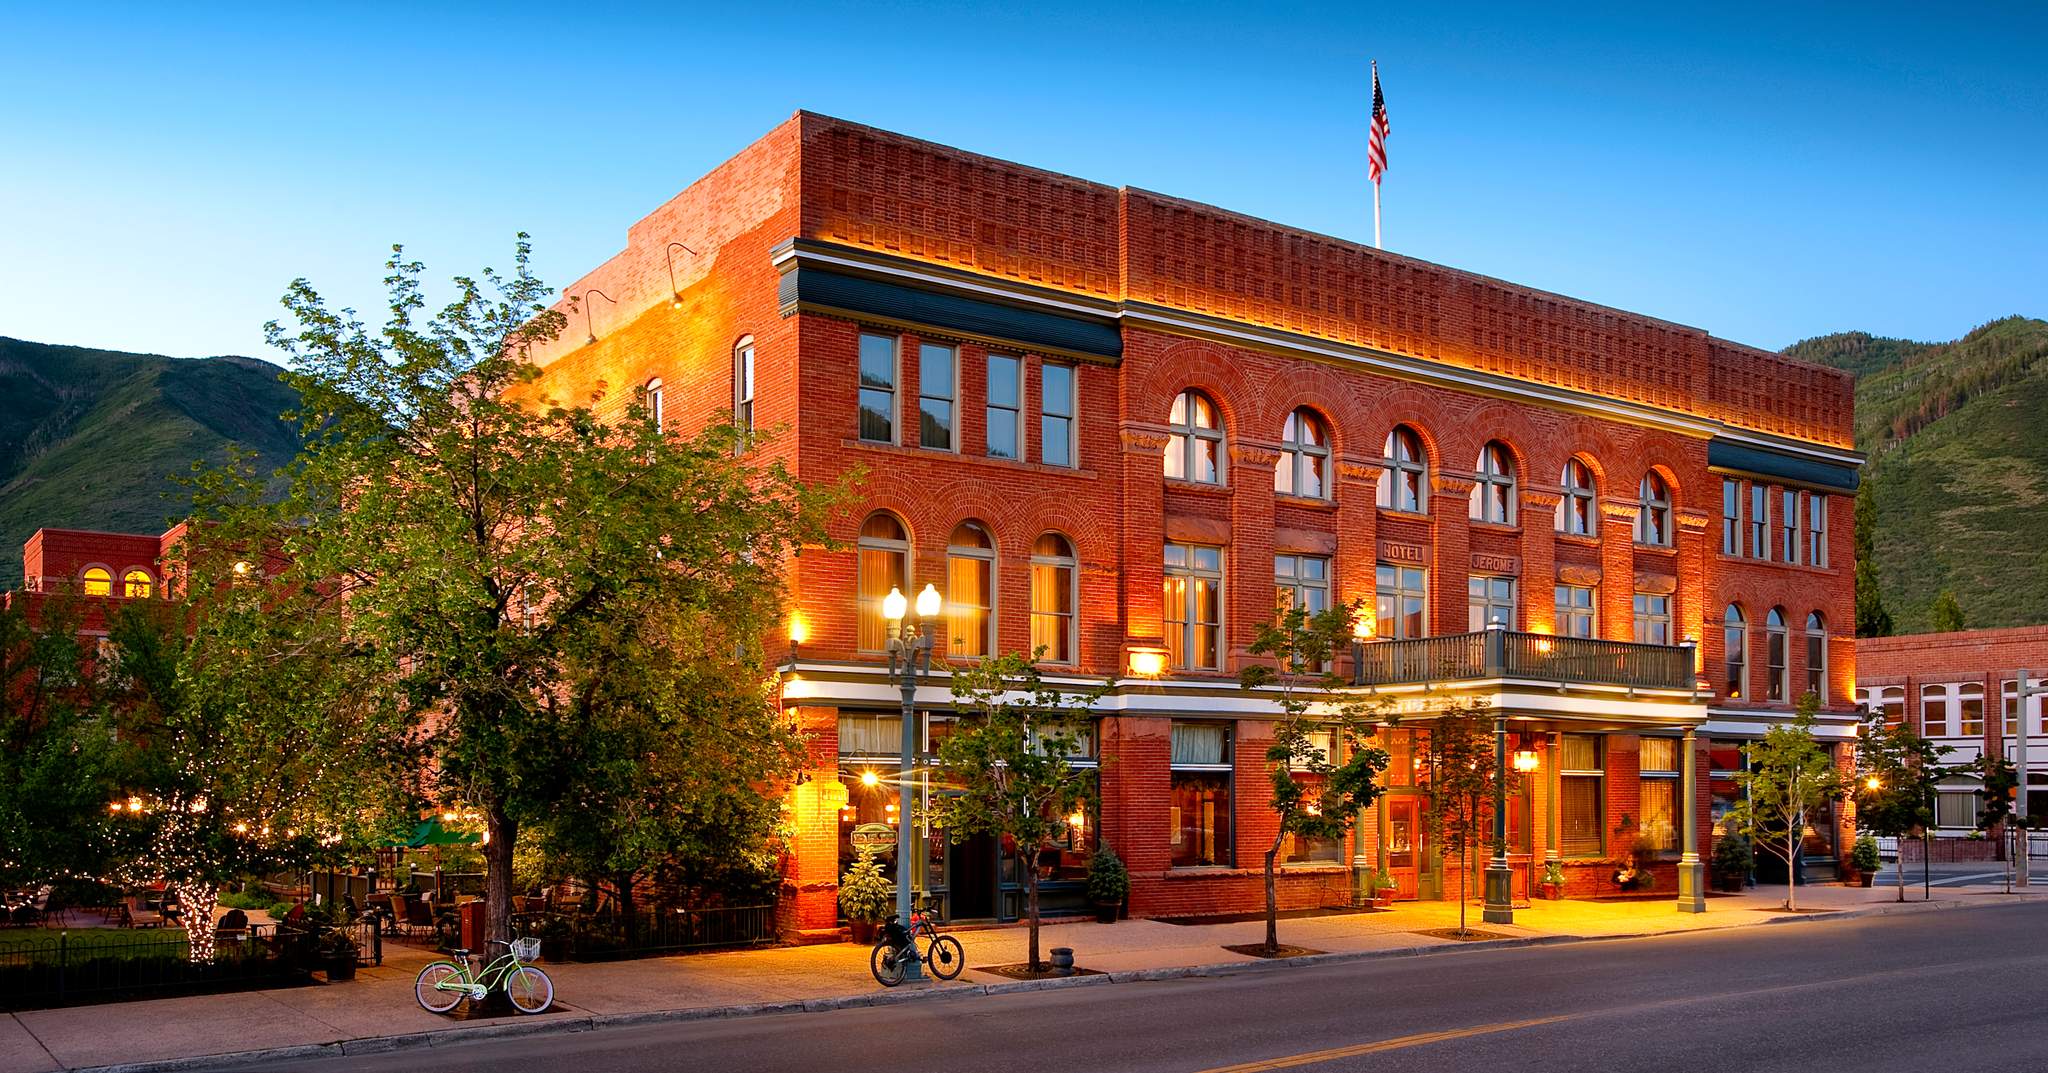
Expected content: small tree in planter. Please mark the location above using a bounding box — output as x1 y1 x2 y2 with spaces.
1725 696 1846 911
1710 835 1753 892
932 650 1106 973
1085 844 1130 923
1238 600 1390 956
1418 699 1500 937
1367 869 1398 908
1849 835 1882 886
1852 707 1948 901
1538 860 1567 900
837 849 893 943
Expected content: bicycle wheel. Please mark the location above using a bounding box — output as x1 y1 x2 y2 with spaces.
869 940 904 987
926 935 965 980
414 961 466 1013
505 965 554 1014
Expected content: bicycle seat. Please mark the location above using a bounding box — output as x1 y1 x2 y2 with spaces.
448 947 470 958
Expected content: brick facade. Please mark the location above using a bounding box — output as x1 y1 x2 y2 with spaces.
508 113 1861 928
1857 626 2048 828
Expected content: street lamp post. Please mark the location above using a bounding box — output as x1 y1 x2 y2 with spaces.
883 583 941 983
1482 714 1514 925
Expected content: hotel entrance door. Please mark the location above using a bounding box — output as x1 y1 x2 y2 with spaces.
1386 797 1422 899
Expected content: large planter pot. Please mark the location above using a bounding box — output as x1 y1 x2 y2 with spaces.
1856 873 1874 888
849 919 879 944
326 956 357 982
1369 894 1393 909
1537 884 1564 901
1092 902 1119 924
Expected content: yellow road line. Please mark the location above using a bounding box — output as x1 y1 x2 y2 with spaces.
1191 1015 1574 1073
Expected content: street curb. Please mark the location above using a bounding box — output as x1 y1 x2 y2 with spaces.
66 894 2037 1073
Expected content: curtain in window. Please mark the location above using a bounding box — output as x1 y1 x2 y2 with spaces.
839 714 904 755
1171 723 1229 766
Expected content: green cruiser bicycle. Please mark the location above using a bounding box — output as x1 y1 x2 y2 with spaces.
414 937 555 1015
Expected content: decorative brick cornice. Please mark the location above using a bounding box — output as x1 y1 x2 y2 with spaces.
1338 458 1384 482
1519 489 1565 509
1676 509 1713 532
1599 500 1641 521
1229 442 1282 468
1120 425 1172 453
1432 473 1477 495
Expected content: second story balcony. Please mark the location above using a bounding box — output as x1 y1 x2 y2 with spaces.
1353 626 1697 693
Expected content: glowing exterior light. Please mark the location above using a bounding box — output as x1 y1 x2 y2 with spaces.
882 587 908 623
1127 645 1168 679
232 560 251 576
233 822 249 834
1513 749 1540 773
787 612 810 645
1068 810 1086 828
860 770 881 788
1865 775 1882 791
915 583 942 619
126 796 143 812
1352 614 1374 640
442 811 458 822
109 801 124 813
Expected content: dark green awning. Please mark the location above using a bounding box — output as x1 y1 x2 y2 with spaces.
1707 438 1860 492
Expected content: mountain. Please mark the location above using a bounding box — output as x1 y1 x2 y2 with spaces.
1786 317 2048 633
0 337 302 588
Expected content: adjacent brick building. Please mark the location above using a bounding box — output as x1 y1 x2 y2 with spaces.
506 112 1861 933
1858 626 2048 830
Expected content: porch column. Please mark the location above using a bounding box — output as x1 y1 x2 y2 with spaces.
1547 730 1563 866
1677 726 1707 912
1483 715 1515 924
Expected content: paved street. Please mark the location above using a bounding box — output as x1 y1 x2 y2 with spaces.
261 899 2048 1073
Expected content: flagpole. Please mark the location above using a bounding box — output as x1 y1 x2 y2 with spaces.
1373 180 1382 250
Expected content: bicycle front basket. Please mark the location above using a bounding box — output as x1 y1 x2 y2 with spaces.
510 937 542 961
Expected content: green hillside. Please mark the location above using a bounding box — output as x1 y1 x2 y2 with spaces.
0 337 302 588
1787 317 2048 633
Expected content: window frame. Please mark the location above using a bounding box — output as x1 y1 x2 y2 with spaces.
643 376 664 431
1958 681 1985 738
1804 612 1827 700
1781 488 1800 564
1164 542 1225 670
1807 495 1828 567
1559 733 1606 858
1276 408 1332 500
1561 458 1598 537
1168 721 1234 868
1468 575 1516 632
1375 563 1428 640
945 521 997 659
1470 442 1516 525
1029 533 1078 666
1765 608 1789 702
855 513 911 653
917 341 959 452
1633 592 1672 646
732 337 755 438
1636 472 1672 546
1039 361 1077 468
985 352 1023 460
1749 484 1769 560
1724 605 1749 700
857 332 900 444
1378 426 1428 513
1555 584 1597 639
1165 389 1226 485
1722 478 1740 555
120 568 154 599
1919 683 1953 737
1637 736 1682 858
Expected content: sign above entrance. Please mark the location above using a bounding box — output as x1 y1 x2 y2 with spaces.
850 822 897 853
1379 539 1427 565
1471 551 1520 575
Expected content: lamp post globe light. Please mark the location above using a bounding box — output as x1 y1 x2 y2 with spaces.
882 583 942 983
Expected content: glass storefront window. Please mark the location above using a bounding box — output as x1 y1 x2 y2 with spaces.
1170 722 1232 867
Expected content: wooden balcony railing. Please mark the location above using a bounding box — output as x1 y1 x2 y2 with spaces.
1353 627 1695 691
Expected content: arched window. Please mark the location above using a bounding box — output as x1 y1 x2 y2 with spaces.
1469 442 1516 525
122 569 154 599
856 513 909 652
733 337 755 438
1558 458 1596 536
946 521 996 658
1765 608 1789 702
1030 533 1078 665
1723 604 1748 700
1805 611 1827 701
1165 389 1225 484
80 567 112 597
1637 472 1672 546
644 377 665 431
1377 426 1427 513
1275 408 1330 499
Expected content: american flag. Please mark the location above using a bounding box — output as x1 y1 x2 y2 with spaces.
1368 62 1390 184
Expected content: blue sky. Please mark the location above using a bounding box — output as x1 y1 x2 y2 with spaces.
2 2 2042 361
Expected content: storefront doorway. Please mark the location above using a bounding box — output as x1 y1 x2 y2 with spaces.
948 832 999 919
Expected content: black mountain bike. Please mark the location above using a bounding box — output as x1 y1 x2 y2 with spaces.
870 901 964 985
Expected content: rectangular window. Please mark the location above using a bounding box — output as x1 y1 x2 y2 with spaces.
1170 723 1232 867
857 333 897 443
1375 563 1427 640
1805 625 1826 699
985 353 1021 459
1807 495 1828 567
837 713 904 756
918 342 956 450
1722 479 1740 555
947 549 993 659
1782 489 1799 564
1936 791 1978 829
1555 584 1597 639
1639 736 1681 857
1767 623 1788 702
1165 543 1224 670
1030 543 1077 665
1750 484 1769 560
1874 685 1905 725
2001 680 2046 738
734 339 755 436
1277 555 1332 672
1920 684 1952 737
1958 683 1985 738
1632 593 1671 645
1039 362 1076 468
1560 734 1604 857
1468 575 1516 632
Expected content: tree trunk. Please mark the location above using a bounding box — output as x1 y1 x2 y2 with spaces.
1784 831 1798 911
616 871 637 950
1024 844 1041 971
1264 840 1281 955
174 881 221 963
1458 848 1468 935
1897 846 1906 902
484 806 516 945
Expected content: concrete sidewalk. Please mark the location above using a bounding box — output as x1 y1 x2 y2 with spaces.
3 881 2040 1073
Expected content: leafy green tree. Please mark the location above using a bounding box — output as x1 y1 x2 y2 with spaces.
0 597 123 889
530 606 804 947
1930 590 1966 633
932 650 1105 972
257 241 834 945
1853 481 1893 638
1975 755 2017 832
1417 700 1499 936
1726 697 1846 910
1853 709 1949 901
102 549 410 961
1238 601 1389 955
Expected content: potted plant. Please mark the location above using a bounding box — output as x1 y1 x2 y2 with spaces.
1538 860 1567 900
1368 870 1397 909
1849 835 1881 887
317 927 358 981
1711 834 1753 893
1085 844 1130 924
837 849 894 943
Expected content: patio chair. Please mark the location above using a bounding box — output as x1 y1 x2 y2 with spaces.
216 908 251 946
123 894 164 928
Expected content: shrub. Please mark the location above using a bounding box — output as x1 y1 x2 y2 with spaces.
1712 834 1754 880
1085 844 1130 905
836 850 894 924
1851 835 1882 873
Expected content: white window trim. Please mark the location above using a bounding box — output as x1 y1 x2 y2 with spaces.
858 332 900 445
1166 390 1227 485
1166 542 1226 670
985 352 1023 461
946 527 997 658
1029 536 1079 666
918 342 960 453
1040 361 1078 469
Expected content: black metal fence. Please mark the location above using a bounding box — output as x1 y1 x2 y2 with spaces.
561 903 779 961
0 924 319 1010
1353 628 1695 691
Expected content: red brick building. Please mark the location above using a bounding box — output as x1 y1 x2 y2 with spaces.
3 527 185 633
1858 626 2048 830
508 113 1863 933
